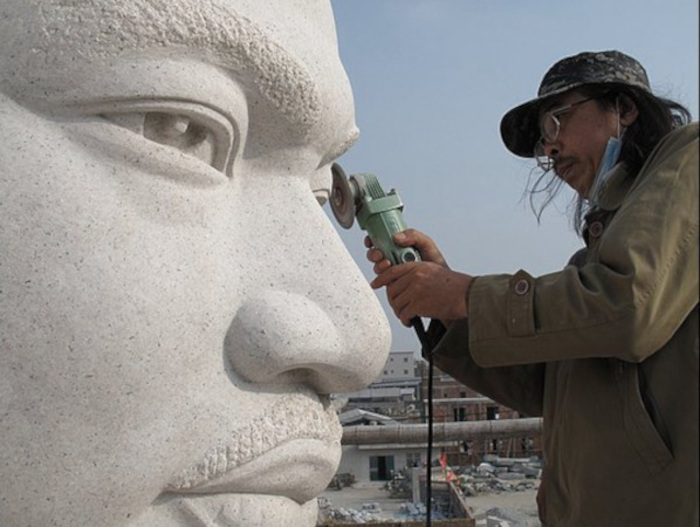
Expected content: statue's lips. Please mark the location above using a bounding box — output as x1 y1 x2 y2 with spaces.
166 393 342 504
170 439 340 503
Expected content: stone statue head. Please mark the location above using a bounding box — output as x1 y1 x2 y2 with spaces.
0 1 390 525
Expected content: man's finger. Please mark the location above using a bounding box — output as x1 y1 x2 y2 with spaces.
370 263 414 289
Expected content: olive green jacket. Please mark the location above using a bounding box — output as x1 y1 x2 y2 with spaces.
428 123 698 526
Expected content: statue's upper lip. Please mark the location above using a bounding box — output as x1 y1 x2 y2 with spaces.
165 393 342 503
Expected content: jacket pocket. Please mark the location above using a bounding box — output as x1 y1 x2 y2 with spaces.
616 360 673 475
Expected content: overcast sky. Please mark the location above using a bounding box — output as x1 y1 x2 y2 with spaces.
327 0 699 354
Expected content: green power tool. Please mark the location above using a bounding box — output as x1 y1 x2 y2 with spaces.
330 163 421 266
329 163 428 345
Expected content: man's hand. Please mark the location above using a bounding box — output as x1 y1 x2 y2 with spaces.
365 229 473 326
365 228 447 271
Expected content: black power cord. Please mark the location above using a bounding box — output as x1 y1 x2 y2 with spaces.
426 351 435 526
411 317 434 527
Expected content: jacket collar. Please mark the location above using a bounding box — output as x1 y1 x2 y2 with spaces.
582 163 633 246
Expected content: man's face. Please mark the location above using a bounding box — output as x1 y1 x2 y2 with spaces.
0 1 390 525
538 90 621 198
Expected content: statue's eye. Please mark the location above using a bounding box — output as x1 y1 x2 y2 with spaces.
104 112 218 169
143 113 216 163
99 102 237 174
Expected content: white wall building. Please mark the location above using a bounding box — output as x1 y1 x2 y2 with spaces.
336 408 425 481
381 351 415 380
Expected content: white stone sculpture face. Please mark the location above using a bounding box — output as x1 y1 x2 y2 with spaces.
0 1 390 525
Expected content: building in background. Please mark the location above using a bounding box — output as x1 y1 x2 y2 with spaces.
334 352 542 483
335 407 455 483
417 361 542 467
338 351 422 422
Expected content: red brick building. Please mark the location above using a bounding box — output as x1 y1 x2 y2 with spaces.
417 361 542 466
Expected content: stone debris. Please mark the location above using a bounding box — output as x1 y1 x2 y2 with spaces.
459 455 541 498
486 514 513 527
318 497 446 524
319 456 542 525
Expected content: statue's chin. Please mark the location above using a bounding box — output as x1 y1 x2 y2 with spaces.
127 493 319 527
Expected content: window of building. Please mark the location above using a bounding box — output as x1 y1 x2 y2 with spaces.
369 455 395 481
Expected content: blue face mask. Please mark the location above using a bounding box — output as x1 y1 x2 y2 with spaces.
589 135 623 206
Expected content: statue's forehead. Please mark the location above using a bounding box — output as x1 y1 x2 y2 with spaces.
1 0 342 130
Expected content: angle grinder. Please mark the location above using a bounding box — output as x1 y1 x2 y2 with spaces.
329 163 428 346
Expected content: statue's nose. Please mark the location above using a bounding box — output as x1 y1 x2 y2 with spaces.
225 290 388 394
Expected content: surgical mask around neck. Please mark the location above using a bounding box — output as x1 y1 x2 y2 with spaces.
589 97 625 206
589 135 623 206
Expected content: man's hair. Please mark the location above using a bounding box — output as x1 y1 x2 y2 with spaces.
527 85 692 235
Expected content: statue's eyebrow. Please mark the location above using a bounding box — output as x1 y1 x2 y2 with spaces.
27 0 321 135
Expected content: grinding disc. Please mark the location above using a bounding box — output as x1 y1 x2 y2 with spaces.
330 163 356 229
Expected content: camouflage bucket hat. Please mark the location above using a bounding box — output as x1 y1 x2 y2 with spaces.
500 50 651 158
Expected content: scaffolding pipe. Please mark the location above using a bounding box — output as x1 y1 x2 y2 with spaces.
421 397 494 405
341 417 542 445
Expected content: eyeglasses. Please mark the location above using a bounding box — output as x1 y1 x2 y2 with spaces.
534 96 599 171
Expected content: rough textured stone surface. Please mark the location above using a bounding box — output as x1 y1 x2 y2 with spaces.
0 1 390 525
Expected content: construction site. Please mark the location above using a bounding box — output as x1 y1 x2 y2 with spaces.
317 354 544 526
318 456 541 526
